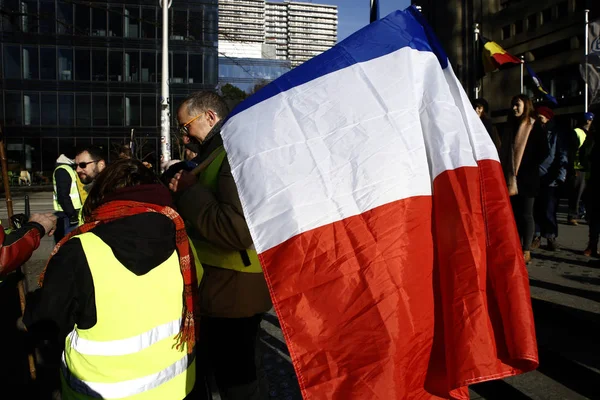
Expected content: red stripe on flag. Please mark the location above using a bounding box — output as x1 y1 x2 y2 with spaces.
491 52 521 69
259 160 538 400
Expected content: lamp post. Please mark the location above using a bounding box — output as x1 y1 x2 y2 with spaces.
160 0 172 171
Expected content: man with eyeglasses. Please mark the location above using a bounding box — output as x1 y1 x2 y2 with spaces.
169 91 272 400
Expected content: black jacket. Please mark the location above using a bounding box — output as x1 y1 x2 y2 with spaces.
516 121 549 197
23 212 177 343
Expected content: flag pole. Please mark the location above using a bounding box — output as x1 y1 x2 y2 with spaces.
585 9 589 112
370 0 379 24
474 22 480 99
160 0 172 171
520 56 524 94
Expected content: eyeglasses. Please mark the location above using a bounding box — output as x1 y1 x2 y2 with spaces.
178 114 203 136
76 161 98 169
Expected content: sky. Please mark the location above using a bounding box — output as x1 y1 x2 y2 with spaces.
272 0 412 41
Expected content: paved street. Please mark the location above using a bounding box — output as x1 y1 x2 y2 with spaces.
1 191 598 399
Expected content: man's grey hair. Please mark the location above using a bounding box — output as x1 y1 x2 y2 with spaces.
182 91 230 120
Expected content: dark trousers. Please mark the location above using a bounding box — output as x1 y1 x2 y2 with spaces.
534 186 559 239
588 188 599 250
511 195 536 251
197 314 263 400
53 213 77 244
568 171 586 218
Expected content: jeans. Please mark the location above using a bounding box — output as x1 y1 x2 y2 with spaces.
568 171 586 219
511 195 536 251
534 186 559 239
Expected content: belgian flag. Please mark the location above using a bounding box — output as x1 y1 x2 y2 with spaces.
480 36 522 74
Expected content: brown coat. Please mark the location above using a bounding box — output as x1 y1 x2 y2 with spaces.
176 135 272 318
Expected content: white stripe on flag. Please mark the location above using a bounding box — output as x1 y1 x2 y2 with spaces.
223 47 497 254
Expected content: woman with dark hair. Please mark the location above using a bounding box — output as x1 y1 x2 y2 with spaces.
23 159 200 400
500 94 549 263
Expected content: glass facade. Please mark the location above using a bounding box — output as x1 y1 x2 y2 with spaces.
0 0 218 178
218 56 291 92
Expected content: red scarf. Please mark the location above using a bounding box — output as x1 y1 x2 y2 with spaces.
39 200 198 354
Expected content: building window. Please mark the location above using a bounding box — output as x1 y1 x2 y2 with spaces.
92 6 107 36
75 3 89 35
75 49 90 80
40 47 56 79
92 94 107 126
527 14 537 32
557 1 568 18
92 50 107 81
39 0 55 34
141 52 156 82
125 6 140 38
4 45 21 79
109 6 123 37
542 8 552 24
189 10 203 41
125 95 140 126
23 92 40 125
189 54 203 83
204 53 217 85
109 95 124 126
502 25 511 40
5 92 22 125
58 48 73 80
515 20 523 35
57 1 73 35
20 0 38 33
141 8 156 39
41 93 57 125
58 94 74 125
76 94 91 126
125 51 139 82
23 47 39 79
171 9 187 39
109 51 123 81
171 53 187 83
141 96 156 126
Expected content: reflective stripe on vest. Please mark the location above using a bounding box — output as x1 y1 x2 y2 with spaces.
62 233 194 400
53 165 83 212
190 146 262 274
574 128 587 170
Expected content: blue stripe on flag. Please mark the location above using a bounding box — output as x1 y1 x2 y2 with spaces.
228 5 448 119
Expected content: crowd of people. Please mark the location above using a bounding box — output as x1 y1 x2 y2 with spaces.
474 96 598 263
0 89 597 400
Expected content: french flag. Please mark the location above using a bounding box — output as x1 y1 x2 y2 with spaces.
222 6 538 400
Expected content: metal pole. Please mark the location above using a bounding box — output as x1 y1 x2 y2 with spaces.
474 23 480 99
520 55 524 94
370 0 379 24
0 126 36 380
160 0 172 171
585 9 589 113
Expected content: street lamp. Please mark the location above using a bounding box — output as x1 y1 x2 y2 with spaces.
160 0 172 171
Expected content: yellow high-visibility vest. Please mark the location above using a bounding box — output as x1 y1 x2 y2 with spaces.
53 165 83 212
61 233 195 400
574 128 587 170
188 146 262 274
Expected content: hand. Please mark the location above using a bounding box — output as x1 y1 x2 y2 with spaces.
29 213 57 237
169 170 196 193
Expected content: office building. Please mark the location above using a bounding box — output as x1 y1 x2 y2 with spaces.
284 1 337 67
0 0 218 177
219 56 291 92
413 0 598 126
